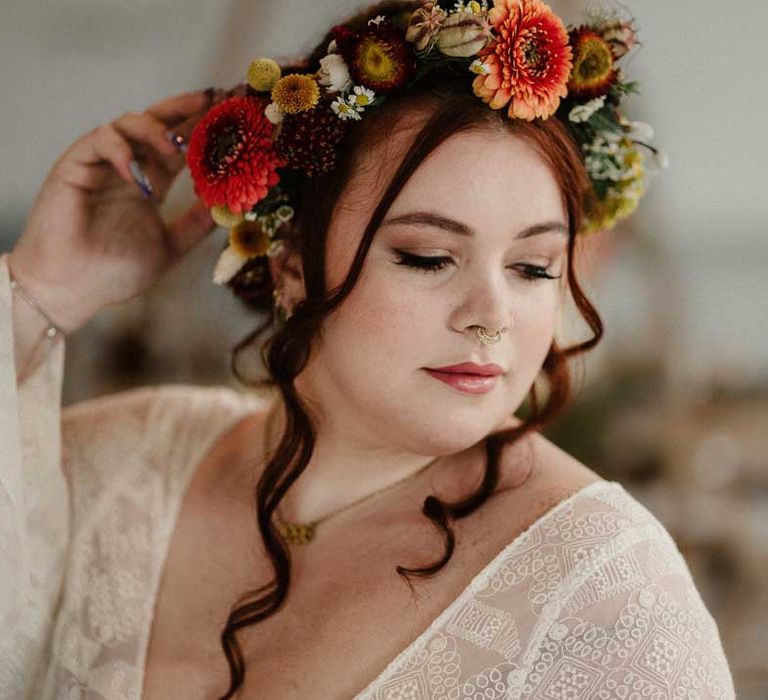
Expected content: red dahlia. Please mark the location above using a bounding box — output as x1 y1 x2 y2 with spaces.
187 95 286 213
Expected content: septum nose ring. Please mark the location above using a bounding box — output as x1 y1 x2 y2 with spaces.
476 326 504 345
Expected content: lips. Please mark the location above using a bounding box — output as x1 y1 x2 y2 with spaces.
429 362 505 376
424 368 500 394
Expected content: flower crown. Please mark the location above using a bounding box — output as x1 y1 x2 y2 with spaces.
186 0 666 288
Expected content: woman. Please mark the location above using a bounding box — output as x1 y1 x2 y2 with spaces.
1 0 735 698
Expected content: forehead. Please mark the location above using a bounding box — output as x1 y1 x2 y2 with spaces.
334 121 567 241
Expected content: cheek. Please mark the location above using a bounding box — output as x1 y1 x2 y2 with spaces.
511 291 559 366
327 266 429 367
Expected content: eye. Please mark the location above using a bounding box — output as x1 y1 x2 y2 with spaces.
393 251 561 283
515 263 561 283
393 251 452 272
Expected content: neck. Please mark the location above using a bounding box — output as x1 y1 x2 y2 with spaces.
263 396 450 526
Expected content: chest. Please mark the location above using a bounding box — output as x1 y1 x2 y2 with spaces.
141 480 527 699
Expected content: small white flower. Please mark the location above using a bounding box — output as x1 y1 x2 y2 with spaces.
318 52 352 93
264 102 284 124
275 205 295 222
469 58 490 75
568 95 606 123
627 120 654 140
350 85 375 109
368 14 386 27
212 245 248 285
331 96 361 121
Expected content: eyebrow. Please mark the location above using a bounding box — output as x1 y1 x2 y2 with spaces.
381 211 568 239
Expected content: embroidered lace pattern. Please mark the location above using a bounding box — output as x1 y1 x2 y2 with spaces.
0 254 736 699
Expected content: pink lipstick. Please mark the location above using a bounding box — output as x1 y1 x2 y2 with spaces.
424 362 505 395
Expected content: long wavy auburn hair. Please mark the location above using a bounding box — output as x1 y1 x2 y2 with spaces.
216 1 604 696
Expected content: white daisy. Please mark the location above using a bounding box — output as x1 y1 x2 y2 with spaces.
350 85 376 109
331 96 361 121
469 59 490 75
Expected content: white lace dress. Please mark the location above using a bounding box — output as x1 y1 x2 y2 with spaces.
0 254 736 699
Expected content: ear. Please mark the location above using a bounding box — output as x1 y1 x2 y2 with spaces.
267 244 305 309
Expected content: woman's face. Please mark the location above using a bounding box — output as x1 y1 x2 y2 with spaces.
292 118 569 458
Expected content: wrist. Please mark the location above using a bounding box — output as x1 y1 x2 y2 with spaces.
5 252 98 334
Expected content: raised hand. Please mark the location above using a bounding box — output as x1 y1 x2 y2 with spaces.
8 88 230 334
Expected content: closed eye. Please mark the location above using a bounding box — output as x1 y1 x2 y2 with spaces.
392 251 561 283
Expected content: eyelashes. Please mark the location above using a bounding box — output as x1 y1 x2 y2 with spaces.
392 250 561 283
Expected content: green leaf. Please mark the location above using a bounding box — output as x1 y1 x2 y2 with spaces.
589 109 623 134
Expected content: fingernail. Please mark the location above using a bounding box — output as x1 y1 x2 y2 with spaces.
128 159 153 198
164 130 188 153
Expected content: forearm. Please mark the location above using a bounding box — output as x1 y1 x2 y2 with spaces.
2 253 71 385
10 280 63 385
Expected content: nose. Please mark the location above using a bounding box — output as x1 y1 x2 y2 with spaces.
453 267 513 337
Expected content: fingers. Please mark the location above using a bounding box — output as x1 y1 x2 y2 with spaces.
166 199 218 259
55 88 234 196
61 122 139 186
148 87 232 153
145 89 217 127
113 111 180 160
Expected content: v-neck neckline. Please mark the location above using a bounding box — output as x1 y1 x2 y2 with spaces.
134 391 622 699
350 479 623 697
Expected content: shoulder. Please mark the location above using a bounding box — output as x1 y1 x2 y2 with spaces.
481 428 606 528
62 383 264 452
531 482 736 698
61 383 269 497
487 437 736 696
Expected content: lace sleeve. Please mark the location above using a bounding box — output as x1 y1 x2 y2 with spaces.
0 253 68 698
515 518 737 699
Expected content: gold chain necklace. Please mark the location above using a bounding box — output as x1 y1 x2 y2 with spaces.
263 400 440 545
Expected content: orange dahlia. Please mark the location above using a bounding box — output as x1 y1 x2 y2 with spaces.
567 26 618 100
187 95 286 214
472 0 573 121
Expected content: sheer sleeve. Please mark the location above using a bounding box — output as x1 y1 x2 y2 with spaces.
1 253 267 699
0 253 69 697
513 498 737 699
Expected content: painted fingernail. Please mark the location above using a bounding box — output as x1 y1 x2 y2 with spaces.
128 159 153 198
164 130 188 153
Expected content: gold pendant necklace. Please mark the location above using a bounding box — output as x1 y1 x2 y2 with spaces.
274 510 318 545
263 399 439 545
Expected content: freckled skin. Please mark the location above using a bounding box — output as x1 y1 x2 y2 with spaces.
266 115 569 521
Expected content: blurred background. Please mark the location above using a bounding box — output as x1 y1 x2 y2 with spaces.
1 0 766 695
